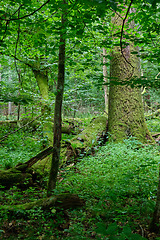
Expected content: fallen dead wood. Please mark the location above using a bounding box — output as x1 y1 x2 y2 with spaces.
152 133 160 138
0 147 54 188
65 115 108 162
33 116 108 170
0 116 107 188
0 168 33 189
145 109 160 119
20 146 53 168
0 193 85 211
0 117 82 145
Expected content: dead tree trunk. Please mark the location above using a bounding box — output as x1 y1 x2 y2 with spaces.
0 193 85 211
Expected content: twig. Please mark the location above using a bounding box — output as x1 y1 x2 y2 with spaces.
139 225 144 237
152 133 160 138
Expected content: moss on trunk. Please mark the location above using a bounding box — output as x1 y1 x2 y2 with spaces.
0 193 85 211
108 14 153 143
33 116 107 171
33 69 52 144
65 116 107 161
0 168 32 188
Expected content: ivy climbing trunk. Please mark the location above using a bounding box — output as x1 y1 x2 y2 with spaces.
47 13 66 196
108 12 153 143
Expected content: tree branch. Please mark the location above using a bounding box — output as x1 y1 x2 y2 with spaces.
0 0 50 21
120 0 134 76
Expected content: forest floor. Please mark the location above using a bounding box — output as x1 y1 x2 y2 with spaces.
0 117 160 240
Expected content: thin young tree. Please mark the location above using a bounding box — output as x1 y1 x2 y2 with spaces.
47 11 66 196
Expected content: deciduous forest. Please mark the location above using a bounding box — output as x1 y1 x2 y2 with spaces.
0 0 160 239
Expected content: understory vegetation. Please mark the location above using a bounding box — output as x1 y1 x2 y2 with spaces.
0 0 159 239
0 118 159 240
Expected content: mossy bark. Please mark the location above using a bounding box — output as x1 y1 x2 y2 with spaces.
0 193 85 211
0 168 32 188
47 12 66 195
149 167 160 233
33 68 52 144
65 116 107 162
108 14 153 143
33 116 107 172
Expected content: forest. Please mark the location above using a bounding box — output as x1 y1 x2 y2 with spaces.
0 0 160 239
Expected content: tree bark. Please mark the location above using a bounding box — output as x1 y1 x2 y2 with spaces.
33 69 52 144
47 12 66 196
103 48 108 113
0 193 85 211
108 12 153 143
149 167 160 233
65 116 107 162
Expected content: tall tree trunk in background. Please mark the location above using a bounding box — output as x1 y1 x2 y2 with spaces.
108 12 153 143
8 102 12 117
103 48 108 113
149 167 160 233
7 63 12 119
33 69 52 144
47 13 66 196
0 64 1 116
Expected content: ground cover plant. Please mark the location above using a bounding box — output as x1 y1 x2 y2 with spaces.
0 118 160 239
0 0 159 238
0 124 44 170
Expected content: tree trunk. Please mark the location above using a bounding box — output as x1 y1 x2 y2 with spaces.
0 168 33 189
47 12 66 196
149 167 160 233
0 193 85 211
0 116 107 188
108 13 153 143
103 48 108 113
33 69 52 144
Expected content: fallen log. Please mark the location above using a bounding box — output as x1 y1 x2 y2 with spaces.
0 116 107 188
0 168 33 189
0 115 42 143
0 193 85 211
0 118 82 144
65 115 108 162
33 115 108 170
21 146 53 168
0 147 54 188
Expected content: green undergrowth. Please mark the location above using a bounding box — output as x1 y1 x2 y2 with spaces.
0 125 43 170
146 118 160 133
0 137 160 239
56 138 159 239
0 116 92 170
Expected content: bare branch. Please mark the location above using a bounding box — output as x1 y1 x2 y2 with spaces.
0 0 50 21
120 0 134 76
